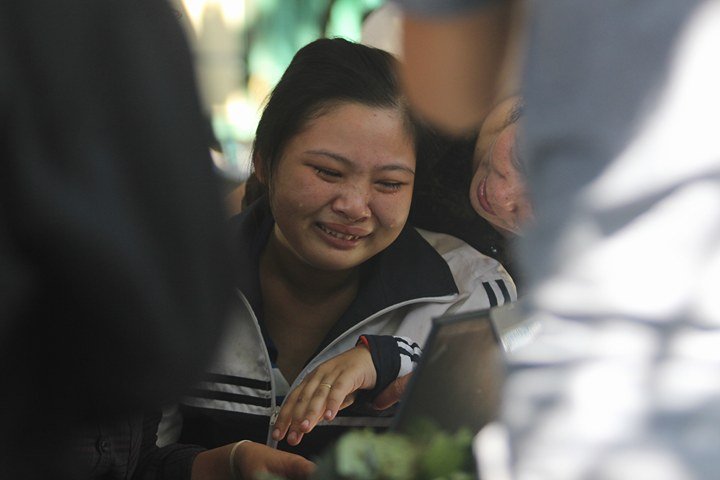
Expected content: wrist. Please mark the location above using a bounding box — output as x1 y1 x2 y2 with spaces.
229 440 252 480
356 335 402 398
357 335 371 350
355 343 376 388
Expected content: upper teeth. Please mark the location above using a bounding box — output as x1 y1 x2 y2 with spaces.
319 224 360 240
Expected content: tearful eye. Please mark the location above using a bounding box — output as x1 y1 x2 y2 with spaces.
377 181 403 191
314 167 341 178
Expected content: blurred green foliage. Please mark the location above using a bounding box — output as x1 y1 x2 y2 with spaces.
244 0 384 95
290 420 475 480
203 0 386 173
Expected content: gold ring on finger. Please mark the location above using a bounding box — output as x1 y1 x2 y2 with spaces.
319 383 333 390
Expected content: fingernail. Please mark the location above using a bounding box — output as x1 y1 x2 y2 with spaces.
300 419 310 430
325 409 333 419
287 432 298 444
272 428 280 440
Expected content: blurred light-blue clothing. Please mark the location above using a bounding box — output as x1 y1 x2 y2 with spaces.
398 0 720 478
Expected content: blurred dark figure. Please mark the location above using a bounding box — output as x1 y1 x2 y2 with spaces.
0 0 232 477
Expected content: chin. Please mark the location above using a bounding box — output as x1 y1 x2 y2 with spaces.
306 253 365 272
473 208 494 227
496 225 519 239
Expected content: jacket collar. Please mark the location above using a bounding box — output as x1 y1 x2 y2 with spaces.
229 196 459 349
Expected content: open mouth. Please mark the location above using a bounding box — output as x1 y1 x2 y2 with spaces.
316 223 365 241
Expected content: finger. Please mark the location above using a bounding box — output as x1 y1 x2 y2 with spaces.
319 382 344 421
321 369 367 420
286 429 305 447
284 389 314 441
280 366 336 443
294 378 349 425
287 377 337 440
300 380 335 430
240 442 315 480
338 392 357 411
312 380 350 423
273 386 304 441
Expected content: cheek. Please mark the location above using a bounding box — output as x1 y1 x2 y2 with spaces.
273 175 332 213
372 193 412 230
474 151 490 176
499 173 526 203
487 174 511 200
268 191 294 227
472 156 491 187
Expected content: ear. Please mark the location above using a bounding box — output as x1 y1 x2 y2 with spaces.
252 153 267 185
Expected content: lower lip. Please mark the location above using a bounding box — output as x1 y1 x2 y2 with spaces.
477 178 496 215
315 223 363 250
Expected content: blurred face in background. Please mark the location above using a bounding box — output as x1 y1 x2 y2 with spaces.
469 96 533 237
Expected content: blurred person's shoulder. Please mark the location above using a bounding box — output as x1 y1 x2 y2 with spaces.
393 0 497 16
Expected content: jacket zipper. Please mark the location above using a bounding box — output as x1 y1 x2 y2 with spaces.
237 292 280 448
267 406 280 448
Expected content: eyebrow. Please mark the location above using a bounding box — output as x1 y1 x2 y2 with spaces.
305 149 415 175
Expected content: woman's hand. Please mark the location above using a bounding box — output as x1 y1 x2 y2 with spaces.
372 372 413 410
234 441 315 480
272 345 376 446
191 440 315 480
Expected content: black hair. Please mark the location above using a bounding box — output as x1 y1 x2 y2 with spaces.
251 37 418 191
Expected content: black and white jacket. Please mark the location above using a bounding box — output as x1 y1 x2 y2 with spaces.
165 198 516 458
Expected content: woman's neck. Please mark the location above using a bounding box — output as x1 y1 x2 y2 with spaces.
259 226 360 355
260 227 360 301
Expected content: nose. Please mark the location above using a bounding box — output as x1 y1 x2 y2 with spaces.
332 185 371 223
512 196 534 226
495 183 533 230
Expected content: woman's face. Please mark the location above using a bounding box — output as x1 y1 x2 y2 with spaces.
469 97 533 237
265 102 416 271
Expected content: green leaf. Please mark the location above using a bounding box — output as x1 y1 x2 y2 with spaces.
333 429 417 480
311 424 475 480
419 431 471 480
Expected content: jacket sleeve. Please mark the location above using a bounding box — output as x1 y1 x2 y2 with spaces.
357 335 422 399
